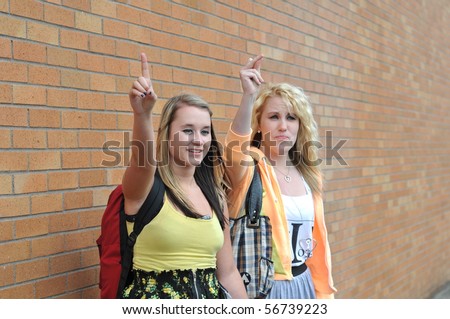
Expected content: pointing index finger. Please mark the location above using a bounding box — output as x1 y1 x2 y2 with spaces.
140 52 150 79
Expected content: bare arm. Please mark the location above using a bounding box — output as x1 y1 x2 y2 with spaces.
226 55 264 188
216 204 248 299
230 55 264 135
122 53 158 215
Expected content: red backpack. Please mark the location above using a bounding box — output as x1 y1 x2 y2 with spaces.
96 174 165 298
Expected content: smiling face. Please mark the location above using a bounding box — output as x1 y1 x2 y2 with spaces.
168 104 212 167
258 96 300 158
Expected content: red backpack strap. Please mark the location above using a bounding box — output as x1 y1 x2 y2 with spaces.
97 185 124 299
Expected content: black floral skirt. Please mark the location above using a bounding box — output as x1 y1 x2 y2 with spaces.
122 268 224 299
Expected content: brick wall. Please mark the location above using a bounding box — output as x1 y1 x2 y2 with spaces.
0 0 448 298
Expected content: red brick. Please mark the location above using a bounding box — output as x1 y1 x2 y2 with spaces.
151 0 171 15
92 0 117 18
90 73 116 92
77 91 105 110
31 234 65 258
16 215 50 239
60 69 90 90
0 15 26 38
103 19 128 38
0 220 13 241
61 150 91 169
14 172 47 194
0 240 30 263
15 259 49 283
31 193 63 214
64 189 93 210
0 106 28 126
0 264 14 287
89 34 116 55
115 40 141 59
28 151 61 170
90 112 116 129
116 3 141 23
0 84 13 103
13 41 46 63
63 0 90 11
104 56 129 76
49 252 81 274
77 52 104 72
60 29 88 50
13 85 46 106
128 24 151 44
115 77 133 94
29 108 60 128
26 21 59 45
78 130 105 148
0 152 28 172
28 65 61 86
0 283 35 299
79 208 104 228
92 187 114 206
47 88 77 108
81 247 100 267
79 169 106 187
0 170 12 197
48 130 78 148
75 11 102 33
0 40 12 63
48 171 78 190
0 62 27 83
67 268 97 291
49 211 78 232
105 94 129 112
47 47 77 68
10 0 44 19
0 0 8 12
35 275 67 298
61 110 90 129
44 3 75 27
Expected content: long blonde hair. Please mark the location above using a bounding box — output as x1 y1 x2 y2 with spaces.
156 94 227 228
251 83 323 195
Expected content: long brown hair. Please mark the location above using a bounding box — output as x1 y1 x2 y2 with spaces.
156 94 227 229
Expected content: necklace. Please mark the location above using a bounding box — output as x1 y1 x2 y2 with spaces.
273 165 291 183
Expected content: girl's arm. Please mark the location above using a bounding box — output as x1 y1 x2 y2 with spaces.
225 55 264 188
216 204 248 298
122 53 158 215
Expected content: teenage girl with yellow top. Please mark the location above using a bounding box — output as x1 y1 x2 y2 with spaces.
121 53 247 299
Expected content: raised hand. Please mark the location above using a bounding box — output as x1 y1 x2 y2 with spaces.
239 54 264 95
129 53 158 114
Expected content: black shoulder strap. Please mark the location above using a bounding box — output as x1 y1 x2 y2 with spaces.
245 160 263 228
128 171 165 237
117 172 165 298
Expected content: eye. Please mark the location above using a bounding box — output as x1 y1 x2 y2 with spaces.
182 129 193 135
269 114 279 120
201 130 210 136
287 114 297 120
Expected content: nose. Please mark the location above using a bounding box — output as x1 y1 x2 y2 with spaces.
191 131 203 145
279 118 287 131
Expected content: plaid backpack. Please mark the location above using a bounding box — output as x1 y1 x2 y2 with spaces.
229 163 274 299
96 173 165 298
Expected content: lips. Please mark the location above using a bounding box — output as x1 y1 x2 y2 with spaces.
274 135 289 140
188 149 204 154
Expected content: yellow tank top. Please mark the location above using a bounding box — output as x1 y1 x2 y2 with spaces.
127 197 224 272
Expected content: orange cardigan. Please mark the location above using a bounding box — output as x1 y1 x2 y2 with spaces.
224 128 337 298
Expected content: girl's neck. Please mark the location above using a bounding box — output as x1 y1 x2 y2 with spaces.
169 163 197 187
260 146 291 168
